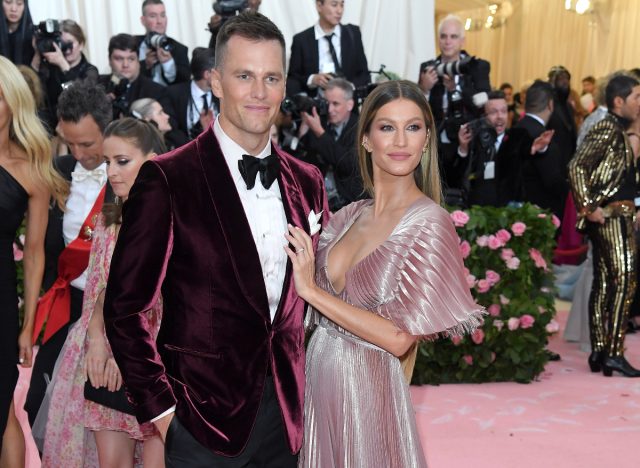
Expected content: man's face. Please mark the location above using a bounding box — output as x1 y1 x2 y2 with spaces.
484 98 508 135
438 20 464 61
552 72 571 92
325 87 353 125
316 0 344 29
502 87 514 104
619 85 640 121
109 49 140 81
211 36 285 148
582 80 595 95
59 115 105 170
141 3 167 34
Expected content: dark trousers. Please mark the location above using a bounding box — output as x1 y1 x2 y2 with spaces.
165 377 297 468
24 286 83 425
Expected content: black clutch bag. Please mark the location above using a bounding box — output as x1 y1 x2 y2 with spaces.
83 380 136 416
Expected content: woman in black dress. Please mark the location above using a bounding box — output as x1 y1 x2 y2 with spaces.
0 0 34 66
0 55 67 465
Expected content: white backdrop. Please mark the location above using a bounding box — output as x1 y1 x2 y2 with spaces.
28 0 435 82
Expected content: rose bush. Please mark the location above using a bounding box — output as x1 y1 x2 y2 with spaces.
413 203 558 384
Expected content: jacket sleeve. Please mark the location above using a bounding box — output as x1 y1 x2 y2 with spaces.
347 25 370 88
286 34 307 97
104 160 177 423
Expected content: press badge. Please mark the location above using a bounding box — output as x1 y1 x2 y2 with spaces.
484 161 495 180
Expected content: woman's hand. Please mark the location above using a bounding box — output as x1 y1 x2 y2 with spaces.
103 358 123 392
85 334 109 388
284 224 317 301
42 42 70 72
18 328 33 367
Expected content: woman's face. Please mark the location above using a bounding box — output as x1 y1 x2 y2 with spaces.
148 101 171 133
363 98 428 182
104 136 154 200
3 0 24 28
61 31 83 66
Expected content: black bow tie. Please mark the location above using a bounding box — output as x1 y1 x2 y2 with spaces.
238 154 280 190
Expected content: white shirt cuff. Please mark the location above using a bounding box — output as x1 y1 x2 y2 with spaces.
150 405 176 423
306 75 317 89
161 58 177 83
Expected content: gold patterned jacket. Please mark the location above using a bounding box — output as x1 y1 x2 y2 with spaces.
568 113 638 231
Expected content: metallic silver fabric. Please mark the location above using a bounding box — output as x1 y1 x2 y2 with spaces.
300 198 485 468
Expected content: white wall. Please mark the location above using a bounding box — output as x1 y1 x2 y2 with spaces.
29 0 434 81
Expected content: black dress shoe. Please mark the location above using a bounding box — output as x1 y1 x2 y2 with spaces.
545 350 561 361
602 356 640 377
588 351 603 373
627 320 639 334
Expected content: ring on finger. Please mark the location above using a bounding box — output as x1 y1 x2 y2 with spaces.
296 248 305 254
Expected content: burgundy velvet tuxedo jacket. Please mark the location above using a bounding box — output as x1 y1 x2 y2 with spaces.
104 124 328 456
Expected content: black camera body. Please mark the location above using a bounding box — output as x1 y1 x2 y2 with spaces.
213 0 249 15
281 94 328 120
422 55 477 79
144 32 173 52
106 75 130 117
466 117 497 150
34 19 73 55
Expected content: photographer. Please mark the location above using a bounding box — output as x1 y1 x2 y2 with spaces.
31 20 98 131
137 0 189 86
208 0 262 50
457 90 553 207
298 78 365 210
98 33 166 119
0 0 34 66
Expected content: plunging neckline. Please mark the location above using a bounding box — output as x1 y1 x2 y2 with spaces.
324 197 426 296
0 163 28 197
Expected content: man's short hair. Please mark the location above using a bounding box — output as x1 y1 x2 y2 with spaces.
57 81 112 131
606 74 640 111
499 82 513 91
486 90 506 101
214 11 285 70
438 14 465 38
326 78 354 100
142 0 164 15
525 80 554 113
108 33 139 58
582 75 596 85
191 47 216 81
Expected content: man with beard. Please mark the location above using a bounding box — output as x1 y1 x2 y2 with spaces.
548 65 577 171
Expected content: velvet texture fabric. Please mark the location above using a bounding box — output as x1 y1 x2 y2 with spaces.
104 124 328 456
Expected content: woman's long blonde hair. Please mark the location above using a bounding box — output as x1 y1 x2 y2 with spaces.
0 56 68 208
356 80 442 205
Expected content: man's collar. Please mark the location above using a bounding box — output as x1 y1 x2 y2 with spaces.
610 111 632 129
525 113 546 127
314 23 341 40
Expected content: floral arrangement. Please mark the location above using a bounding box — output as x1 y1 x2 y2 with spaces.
412 203 560 384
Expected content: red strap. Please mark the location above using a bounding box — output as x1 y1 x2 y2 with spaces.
32 186 106 344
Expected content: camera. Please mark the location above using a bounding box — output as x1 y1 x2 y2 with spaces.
105 75 130 118
213 0 248 16
33 19 73 55
465 117 497 150
144 32 173 52
422 55 478 79
281 94 328 120
353 83 378 107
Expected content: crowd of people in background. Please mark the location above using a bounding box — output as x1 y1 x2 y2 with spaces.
2 0 640 466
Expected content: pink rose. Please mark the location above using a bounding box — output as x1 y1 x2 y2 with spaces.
476 279 491 293
500 248 515 261
507 317 520 330
506 256 521 270
500 294 511 305
471 328 485 344
466 274 477 289
488 304 501 317
529 248 549 271
495 229 511 244
488 235 503 250
551 214 561 228
451 335 462 345
545 320 560 333
511 221 527 236
13 243 23 261
476 235 489 247
451 210 470 227
459 240 471 259
485 270 501 286
519 314 535 329
463 355 473 366
537 213 547 219
493 319 504 331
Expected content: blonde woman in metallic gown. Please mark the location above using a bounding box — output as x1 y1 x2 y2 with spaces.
286 80 485 468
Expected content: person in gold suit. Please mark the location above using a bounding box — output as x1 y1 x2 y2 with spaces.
569 74 640 377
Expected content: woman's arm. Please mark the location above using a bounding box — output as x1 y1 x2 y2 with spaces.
285 225 416 357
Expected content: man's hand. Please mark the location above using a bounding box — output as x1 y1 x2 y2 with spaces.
457 123 472 155
418 67 438 93
586 207 605 224
531 129 555 155
145 49 159 69
42 43 70 72
157 47 173 64
154 412 175 443
311 73 334 89
301 107 325 138
442 75 456 92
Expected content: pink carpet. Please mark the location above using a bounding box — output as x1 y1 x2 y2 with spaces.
14 309 640 467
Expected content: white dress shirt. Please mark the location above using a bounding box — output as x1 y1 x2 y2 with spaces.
188 80 215 132
307 23 342 88
64 161 107 290
139 41 176 86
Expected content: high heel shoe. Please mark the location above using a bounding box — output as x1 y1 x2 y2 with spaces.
601 356 640 377
588 351 603 373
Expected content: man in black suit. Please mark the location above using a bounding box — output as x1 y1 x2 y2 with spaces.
25 82 112 425
547 65 577 171
161 47 219 148
298 77 364 210
516 80 568 220
136 0 190 86
98 33 166 119
287 0 370 98
457 90 552 207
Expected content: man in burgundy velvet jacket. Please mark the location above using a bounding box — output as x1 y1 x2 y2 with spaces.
104 12 328 467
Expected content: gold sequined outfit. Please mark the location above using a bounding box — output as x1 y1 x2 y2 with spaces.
569 113 638 357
